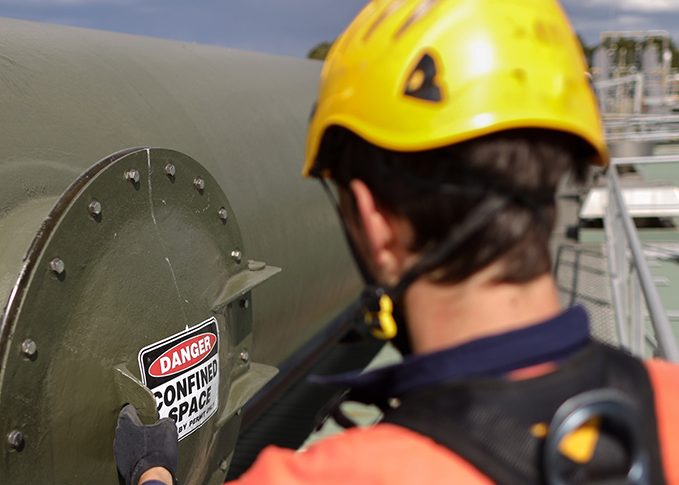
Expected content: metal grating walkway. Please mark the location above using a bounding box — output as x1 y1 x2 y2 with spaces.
553 244 619 346
551 174 620 348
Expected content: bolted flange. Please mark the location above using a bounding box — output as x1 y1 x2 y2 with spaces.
1 147 253 479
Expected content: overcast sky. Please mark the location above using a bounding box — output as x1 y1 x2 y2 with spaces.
0 1 678 57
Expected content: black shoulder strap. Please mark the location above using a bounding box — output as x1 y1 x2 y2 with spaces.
382 342 665 484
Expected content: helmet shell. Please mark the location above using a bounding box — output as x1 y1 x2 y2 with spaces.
303 0 608 176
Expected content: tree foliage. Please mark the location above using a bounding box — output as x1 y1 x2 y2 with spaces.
577 34 596 66
591 34 679 69
308 41 333 61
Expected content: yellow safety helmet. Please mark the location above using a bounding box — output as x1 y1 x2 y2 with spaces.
303 0 608 177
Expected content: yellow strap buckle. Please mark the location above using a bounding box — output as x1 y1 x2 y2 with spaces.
364 293 398 340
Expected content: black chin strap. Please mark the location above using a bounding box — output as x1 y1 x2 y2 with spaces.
391 195 507 297
319 179 378 287
319 178 509 353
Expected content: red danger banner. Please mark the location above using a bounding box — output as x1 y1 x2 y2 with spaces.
138 317 220 440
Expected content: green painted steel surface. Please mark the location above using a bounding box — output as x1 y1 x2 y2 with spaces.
0 17 358 366
0 18 359 484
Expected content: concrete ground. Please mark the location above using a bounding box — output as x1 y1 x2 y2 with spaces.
299 342 401 448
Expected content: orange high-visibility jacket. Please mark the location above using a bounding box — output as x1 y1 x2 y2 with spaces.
228 360 679 484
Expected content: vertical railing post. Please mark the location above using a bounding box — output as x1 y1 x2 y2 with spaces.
629 266 644 356
634 73 644 114
606 160 679 362
604 171 630 349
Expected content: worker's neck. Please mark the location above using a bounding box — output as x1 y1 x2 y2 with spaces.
404 268 562 355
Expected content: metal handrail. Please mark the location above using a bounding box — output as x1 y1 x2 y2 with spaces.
595 74 643 90
612 155 679 165
604 166 679 362
606 132 679 142
604 115 679 123
594 74 644 115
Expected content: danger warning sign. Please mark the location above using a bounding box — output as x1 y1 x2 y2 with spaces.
138 317 219 440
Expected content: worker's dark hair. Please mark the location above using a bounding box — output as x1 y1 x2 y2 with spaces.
316 127 591 284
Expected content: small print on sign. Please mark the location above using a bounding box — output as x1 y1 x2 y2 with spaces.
138 317 219 440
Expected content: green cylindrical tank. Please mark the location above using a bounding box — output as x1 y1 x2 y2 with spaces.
0 18 360 484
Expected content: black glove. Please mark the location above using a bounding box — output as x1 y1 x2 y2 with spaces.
114 404 178 485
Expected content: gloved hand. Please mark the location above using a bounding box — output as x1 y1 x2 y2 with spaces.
114 404 178 485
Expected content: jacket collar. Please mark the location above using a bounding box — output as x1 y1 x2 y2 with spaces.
311 306 591 404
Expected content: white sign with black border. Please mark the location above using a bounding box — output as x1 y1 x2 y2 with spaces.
138 317 219 440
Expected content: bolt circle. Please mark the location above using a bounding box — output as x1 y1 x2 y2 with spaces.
218 207 228 222
193 177 205 191
21 339 37 359
49 257 65 275
88 199 102 217
7 430 24 452
125 169 140 184
164 163 176 177
231 250 242 264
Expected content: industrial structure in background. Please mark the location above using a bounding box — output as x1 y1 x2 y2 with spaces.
554 31 679 375
591 30 679 115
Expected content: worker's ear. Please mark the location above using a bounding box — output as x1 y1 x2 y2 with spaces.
349 180 405 286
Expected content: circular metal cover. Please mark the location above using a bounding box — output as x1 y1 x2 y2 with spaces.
0 148 252 484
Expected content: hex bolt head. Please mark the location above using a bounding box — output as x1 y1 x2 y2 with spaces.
125 169 140 184
7 430 24 452
218 207 228 222
193 177 206 191
219 459 229 472
239 349 250 364
21 339 37 359
239 298 249 310
164 163 176 177
231 250 242 264
49 257 65 275
88 199 102 217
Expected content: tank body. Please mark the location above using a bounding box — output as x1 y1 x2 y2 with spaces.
0 18 360 484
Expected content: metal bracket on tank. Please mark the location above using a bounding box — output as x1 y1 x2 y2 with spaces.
217 362 279 426
113 364 159 422
210 261 281 314
209 260 281 425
